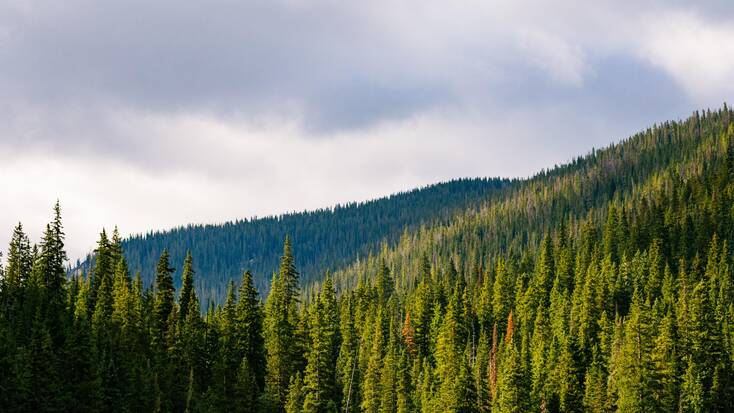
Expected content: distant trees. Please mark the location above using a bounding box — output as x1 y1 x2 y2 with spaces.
82 178 510 303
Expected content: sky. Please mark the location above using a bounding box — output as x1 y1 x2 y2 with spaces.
1 0 734 262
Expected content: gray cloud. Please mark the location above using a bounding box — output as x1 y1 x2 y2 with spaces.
1 0 733 260
0 0 457 130
4 0 724 133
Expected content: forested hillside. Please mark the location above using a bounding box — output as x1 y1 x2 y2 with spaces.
323 106 734 411
2 107 734 412
76 178 510 304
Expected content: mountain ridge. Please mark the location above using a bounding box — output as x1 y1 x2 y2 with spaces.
76 177 511 303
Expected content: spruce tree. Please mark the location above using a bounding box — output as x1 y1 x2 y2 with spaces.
153 249 175 340
90 229 112 314
378 341 397 413
338 294 360 413
264 237 302 412
111 257 132 328
495 338 529 413
237 270 266 397
236 357 258 413
285 372 306 413
35 201 68 343
2 223 32 309
492 258 513 335
302 300 332 412
361 310 384 413
178 251 196 327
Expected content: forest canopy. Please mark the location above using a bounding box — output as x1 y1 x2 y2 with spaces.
2 107 734 412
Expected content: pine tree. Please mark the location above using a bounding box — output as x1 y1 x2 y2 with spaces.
378 340 397 413
153 249 175 340
27 320 64 412
477 267 494 331
435 285 467 411
109 226 123 265
474 328 491 412
236 357 258 413
237 270 266 399
616 291 656 411
62 308 102 412
529 306 550 411
178 251 196 327
649 310 678 412
285 372 306 413
395 349 413 413
264 237 302 412
89 229 111 314
111 257 132 328
92 264 113 333
492 258 514 335
557 336 583 412
302 277 339 412
376 260 394 303
361 310 384 413
2 223 32 310
679 277 723 411
338 294 360 413
280 235 300 304
495 337 529 413
35 201 68 343
218 280 240 411
412 279 434 358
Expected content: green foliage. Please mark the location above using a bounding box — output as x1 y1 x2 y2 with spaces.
263 238 302 412
302 276 339 413
3 108 734 411
78 178 509 303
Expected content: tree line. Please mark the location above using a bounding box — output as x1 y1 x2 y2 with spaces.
75 177 510 304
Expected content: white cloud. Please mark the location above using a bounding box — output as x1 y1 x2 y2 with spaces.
513 28 589 87
637 10 734 104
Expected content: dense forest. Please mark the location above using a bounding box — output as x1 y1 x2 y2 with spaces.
3 106 734 412
75 178 510 304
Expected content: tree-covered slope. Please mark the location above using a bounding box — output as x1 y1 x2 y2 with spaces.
5 107 734 412
78 177 510 303
331 107 734 293
318 107 734 411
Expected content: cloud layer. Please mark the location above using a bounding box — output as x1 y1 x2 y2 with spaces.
1 0 733 260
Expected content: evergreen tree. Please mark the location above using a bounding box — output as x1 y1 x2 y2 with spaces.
236 356 258 413
285 372 306 413
616 292 656 411
302 277 339 412
111 257 132 328
178 251 196 327
338 295 360 413
495 337 529 413
4 108 734 413
153 249 175 340
264 237 302 412
2 223 32 310
376 260 394 303
361 310 384 413
378 340 397 413
90 229 112 313
237 270 266 399
35 201 68 343
492 258 513 335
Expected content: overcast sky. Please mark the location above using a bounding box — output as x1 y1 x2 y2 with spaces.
1 0 734 261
